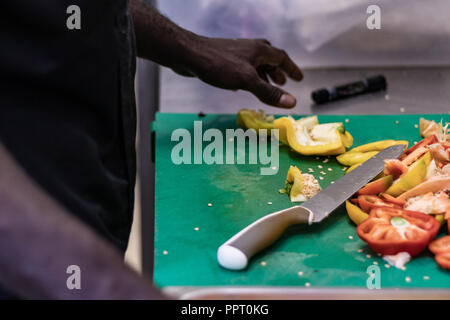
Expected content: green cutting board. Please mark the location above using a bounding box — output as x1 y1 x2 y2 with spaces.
154 113 450 289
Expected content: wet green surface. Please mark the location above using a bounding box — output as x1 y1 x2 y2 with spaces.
154 113 450 289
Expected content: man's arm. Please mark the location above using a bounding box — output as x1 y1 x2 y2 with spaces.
130 0 303 108
0 143 165 299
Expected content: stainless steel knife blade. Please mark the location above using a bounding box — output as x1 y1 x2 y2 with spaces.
303 144 405 223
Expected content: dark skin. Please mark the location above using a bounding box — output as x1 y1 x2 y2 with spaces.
0 0 302 299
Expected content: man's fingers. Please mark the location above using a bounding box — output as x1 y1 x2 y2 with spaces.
257 66 286 85
257 66 269 83
246 76 296 109
279 51 303 81
258 46 303 82
266 67 287 85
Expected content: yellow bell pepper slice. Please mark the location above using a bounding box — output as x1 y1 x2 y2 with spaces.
346 140 409 153
346 200 369 225
273 116 353 156
342 140 408 176
279 166 304 202
237 109 274 133
279 166 321 202
287 166 304 202
337 151 378 167
341 131 354 149
385 152 431 197
340 140 408 171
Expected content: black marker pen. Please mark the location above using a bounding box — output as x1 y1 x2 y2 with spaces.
312 75 387 105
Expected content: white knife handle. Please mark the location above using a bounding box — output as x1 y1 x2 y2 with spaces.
217 206 312 270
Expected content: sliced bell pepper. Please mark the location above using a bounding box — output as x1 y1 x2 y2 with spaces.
357 195 399 213
337 151 378 167
273 116 353 156
347 140 408 153
237 109 274 133
429 235 450 255
356 207 441 257
404 134 438 155
435 253 450 270
341 140 408 173
380 193 407 207
346 200 369 225
429 231 450 271
279 165 302 199
401 146 429 166
340 130 354 149
385 152 431 197
357 176 393 196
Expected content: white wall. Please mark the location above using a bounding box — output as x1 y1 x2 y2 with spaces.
158 0 450 68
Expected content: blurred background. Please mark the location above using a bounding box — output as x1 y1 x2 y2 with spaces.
154 0 450 115
127 0 450 275
159 0 450 67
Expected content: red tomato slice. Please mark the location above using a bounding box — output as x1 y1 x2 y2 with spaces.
357 207 441 257
380 193 407 207
358 195 399 213
356 175 393 196
435 253 450 270
429 236 450 255
405 135 438 155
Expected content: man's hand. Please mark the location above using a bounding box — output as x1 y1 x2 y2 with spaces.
131 0 303 108
180 37 303 108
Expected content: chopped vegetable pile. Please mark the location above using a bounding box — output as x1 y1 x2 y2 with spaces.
337 140 409 172
346 118 450 270
238 110 450 270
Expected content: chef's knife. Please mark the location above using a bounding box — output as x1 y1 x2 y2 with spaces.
217 144 405 270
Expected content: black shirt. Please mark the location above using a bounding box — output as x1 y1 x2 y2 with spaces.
0 1 137 251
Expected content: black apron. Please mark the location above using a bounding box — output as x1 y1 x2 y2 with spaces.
0 1 137 252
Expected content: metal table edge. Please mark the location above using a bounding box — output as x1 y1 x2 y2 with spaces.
162 286 450 300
